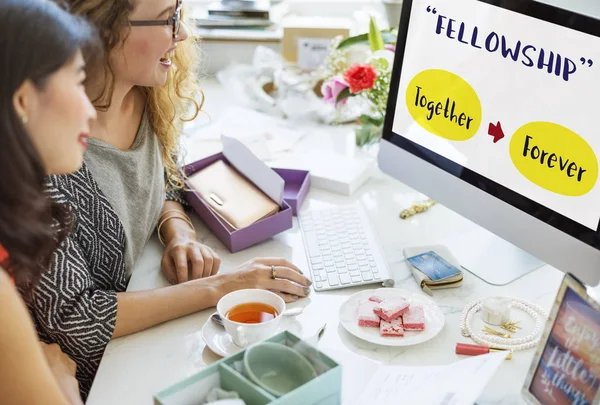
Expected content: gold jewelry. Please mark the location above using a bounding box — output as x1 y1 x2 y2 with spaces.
501 320 522 333
157 213 195 246
271 265 276 279
483 325 512 339
159 209 188 222
400 199 436 219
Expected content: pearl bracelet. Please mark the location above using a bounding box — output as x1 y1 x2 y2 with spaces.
459 297 549 351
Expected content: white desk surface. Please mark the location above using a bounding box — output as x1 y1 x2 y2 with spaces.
86 79 566 405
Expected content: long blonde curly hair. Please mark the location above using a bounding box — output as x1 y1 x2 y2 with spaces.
56 0 202 191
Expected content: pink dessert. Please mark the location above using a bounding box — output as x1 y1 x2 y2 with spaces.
380 318 404 337
369 295 384 303
357 300 380 327
402 305 426 331
373 298 410 322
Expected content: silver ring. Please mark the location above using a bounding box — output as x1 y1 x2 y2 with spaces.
271 265 276 279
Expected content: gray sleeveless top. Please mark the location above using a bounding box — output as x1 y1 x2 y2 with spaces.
85 111 165 276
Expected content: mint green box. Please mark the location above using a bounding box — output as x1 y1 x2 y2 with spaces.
154 331 341 405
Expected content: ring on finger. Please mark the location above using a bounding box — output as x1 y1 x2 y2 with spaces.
271 265 276 279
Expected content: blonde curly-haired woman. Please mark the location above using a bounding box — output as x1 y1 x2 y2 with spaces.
27 0 312 398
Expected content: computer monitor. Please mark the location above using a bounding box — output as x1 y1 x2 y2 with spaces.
378 0 600 286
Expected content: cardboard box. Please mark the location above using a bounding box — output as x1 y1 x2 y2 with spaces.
282 16 352 70
154 331 342 405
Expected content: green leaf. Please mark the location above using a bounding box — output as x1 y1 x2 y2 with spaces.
337 30 397 50
336 87 355 105
368 17 384 52
359 114 385 127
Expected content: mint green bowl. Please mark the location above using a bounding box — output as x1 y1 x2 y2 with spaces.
243 342 318 397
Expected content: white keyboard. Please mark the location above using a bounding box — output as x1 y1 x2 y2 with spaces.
299 203 394 291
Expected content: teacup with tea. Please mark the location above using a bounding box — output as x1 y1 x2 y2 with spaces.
216 289 286 347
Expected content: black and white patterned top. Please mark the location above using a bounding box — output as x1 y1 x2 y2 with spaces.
25 163 185 400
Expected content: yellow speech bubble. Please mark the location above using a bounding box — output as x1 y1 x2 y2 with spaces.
510 122 598 196
406 69 482 141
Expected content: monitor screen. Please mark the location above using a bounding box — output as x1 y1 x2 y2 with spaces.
384 0 600 248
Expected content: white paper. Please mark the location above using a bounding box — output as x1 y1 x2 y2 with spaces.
221 135 285 206
321 349 381 405
190 107 308 159
352 351 508 405
296 37 332 70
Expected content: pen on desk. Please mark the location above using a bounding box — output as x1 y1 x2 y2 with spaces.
455 343 513 360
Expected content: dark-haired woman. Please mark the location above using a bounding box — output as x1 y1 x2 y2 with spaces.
0 0 97 403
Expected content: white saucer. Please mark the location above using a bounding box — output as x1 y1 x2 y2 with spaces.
201 313 304 357
339 288 445 347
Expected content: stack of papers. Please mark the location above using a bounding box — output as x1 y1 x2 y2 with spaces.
325 349 508 405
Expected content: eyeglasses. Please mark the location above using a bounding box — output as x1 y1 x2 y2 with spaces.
129 0 182 39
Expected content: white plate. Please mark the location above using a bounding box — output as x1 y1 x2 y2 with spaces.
201 313 303 357
339 288 445 347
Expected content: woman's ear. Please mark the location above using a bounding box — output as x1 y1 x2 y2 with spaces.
12 80 36 123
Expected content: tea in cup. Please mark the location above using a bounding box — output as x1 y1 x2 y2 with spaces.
217 289 285 347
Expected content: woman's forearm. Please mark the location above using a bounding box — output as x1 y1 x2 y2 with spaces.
112 274 232 338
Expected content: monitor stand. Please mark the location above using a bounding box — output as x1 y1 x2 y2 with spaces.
445 228 545 286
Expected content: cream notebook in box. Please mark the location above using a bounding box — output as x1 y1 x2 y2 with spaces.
188 160 280 230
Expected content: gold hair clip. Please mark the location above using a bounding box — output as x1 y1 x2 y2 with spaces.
501 320 522 333
483 325 512 339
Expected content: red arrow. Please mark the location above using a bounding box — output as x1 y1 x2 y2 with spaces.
488 121 505 143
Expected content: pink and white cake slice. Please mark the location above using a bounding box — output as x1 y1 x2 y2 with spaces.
380 318 404 337
368 295 385 303
402 305 426 331
357 300 380 327
373 298 410 322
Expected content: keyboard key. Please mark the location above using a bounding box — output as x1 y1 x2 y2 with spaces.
340 274 351 285
324 260 335 267
312 263 324 270
326 265 337 273
337 267 349 274
310 257 323 264
374 273 381 280
358 260 369 267
362 273 373 281
349 270 360 277
351 275 363 283
316 282 323 289
348 264 358 271
305 233 321 257
369 260 377 267
328 273 340 286
360 266 371 273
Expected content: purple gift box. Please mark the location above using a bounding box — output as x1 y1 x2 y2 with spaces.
272 168 311 216
185 153 310 253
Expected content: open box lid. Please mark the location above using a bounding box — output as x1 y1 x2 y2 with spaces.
222 135 285 208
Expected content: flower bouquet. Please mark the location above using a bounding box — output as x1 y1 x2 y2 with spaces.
319 17 397 147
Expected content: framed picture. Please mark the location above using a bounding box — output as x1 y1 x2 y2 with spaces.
523 273 600 405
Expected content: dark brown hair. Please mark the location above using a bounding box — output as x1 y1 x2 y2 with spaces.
0 0 99 287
